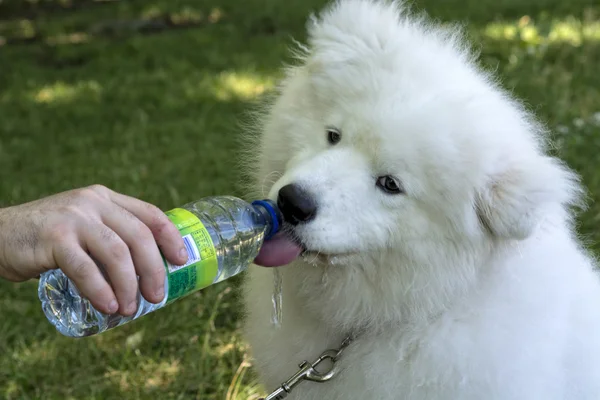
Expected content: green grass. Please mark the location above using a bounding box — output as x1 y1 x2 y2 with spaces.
0 0 599 398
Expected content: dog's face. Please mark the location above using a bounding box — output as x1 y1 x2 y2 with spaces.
256 1 579 276
267 80 486 266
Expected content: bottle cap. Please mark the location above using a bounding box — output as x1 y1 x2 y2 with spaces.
252 200 283 240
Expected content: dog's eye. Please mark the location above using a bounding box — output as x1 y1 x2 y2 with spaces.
376 176 404 194
326 128 342 145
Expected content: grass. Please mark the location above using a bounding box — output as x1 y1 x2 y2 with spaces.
0 0 599 398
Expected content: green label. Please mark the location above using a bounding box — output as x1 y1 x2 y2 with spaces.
163 208 218 303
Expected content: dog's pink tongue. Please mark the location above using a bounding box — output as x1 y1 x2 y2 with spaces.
254 233 302 267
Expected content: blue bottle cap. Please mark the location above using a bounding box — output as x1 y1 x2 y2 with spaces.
252 199 282 240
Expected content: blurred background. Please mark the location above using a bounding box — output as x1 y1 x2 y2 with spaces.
0 0 598 398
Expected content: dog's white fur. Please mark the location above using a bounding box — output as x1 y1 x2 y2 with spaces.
242 1 600 398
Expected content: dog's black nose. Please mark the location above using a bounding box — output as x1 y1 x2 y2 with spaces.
277 184 317 225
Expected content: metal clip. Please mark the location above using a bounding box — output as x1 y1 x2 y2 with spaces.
258 334 356 400
260 349 342 400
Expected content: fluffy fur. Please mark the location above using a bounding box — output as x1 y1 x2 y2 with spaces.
241 1 600 398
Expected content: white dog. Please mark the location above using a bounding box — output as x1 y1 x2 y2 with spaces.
242 1 600 398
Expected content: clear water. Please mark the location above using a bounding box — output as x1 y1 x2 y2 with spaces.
39 196 277 337
271 268 283 327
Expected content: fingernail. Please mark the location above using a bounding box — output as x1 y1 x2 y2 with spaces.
179 247 188 262
108 300 118 314
128 300 138 314
155 287 164 300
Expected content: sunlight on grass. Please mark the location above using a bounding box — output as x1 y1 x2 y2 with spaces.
142 5 202 22
125 330 145 349
0 18 36 43
46 32 89 45
105 359 181 391
144 360 181 390
222 341 267 400
10 340 58 365
208 7 224 24
7 338 60 390
32 81 102 104
141 5 221 24
484 15 600 46
226 356 254 400
4 381 18 399
15 19 35 38
212 72 275 101
141 5 164 19
171 7 204 25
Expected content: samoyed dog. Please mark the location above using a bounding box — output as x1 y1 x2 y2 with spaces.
242 1 600 398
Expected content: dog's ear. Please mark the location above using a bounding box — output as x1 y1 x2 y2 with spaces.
475 156 582 240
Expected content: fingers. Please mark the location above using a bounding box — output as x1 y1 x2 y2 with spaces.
81 223 139 316
107 191 188 266
53 240 119 315
38 185 186 317
100 203 166 305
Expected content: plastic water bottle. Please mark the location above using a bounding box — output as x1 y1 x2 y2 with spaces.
38 196 282 338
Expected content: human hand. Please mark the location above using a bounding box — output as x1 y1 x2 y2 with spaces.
0 185 188 316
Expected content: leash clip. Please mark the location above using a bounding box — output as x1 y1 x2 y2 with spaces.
260 348 344 400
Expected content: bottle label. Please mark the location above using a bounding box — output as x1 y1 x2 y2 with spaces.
162 208 218 303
